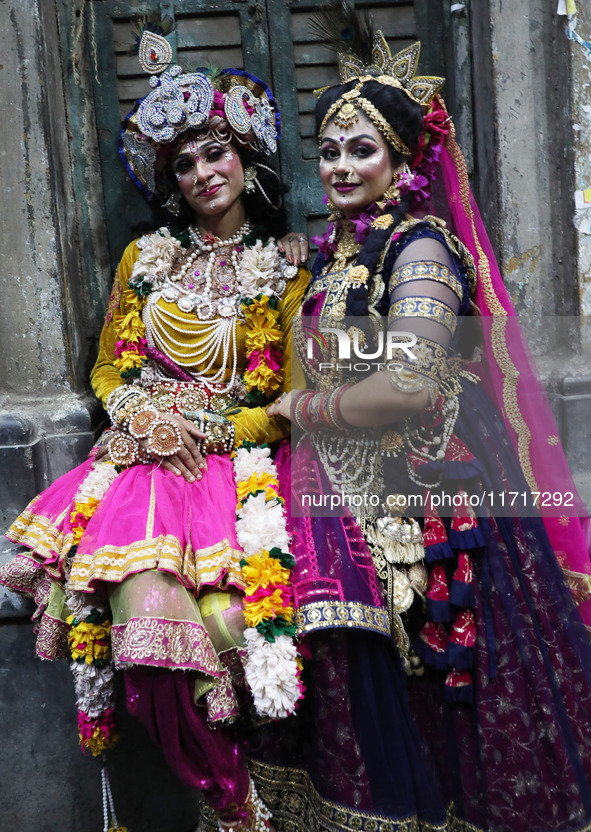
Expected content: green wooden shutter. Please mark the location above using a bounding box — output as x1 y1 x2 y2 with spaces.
84 0 447 269
265 0 438 242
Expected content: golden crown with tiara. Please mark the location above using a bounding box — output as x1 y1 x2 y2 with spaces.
315 30 445 154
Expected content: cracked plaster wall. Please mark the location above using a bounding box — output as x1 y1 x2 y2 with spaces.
571 13 591 330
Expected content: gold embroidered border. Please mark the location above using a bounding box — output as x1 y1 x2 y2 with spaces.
562 568 591 604
6 507 72 569
388 215 477 299
445 115 536 492
243 761 484 832
295 601 389 637
35 613 70 661
111 616 222 675
69 535 245 594
388 297 457 336
389 261 464 303
197 760 591 832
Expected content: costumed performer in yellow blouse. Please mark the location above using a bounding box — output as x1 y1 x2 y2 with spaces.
0 25 310 832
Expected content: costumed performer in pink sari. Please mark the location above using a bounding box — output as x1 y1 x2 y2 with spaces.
261 10 591 832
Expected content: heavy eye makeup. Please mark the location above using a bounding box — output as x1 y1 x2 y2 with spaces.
319 139 380 161
172 143 227 175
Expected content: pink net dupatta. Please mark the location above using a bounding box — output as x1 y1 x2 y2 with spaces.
438 111 591 627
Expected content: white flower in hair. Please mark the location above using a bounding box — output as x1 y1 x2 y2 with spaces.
239 240 282 297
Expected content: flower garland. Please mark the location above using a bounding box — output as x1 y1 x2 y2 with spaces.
117 228 295 402
65 461 120 756
233 441 304 718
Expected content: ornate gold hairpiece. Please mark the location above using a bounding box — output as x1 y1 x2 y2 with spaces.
314 33 445 107
319 83 410 156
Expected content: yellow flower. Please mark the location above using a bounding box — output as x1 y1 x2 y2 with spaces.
114 351 145 373
243 588 293 628
243 365 281 396
73 498 100 520
116 300 146 342
236 472 278 503
242 551 290 595
68 620 111 664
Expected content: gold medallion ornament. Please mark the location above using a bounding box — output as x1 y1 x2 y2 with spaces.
147 420 183 457
347 265 370 286
372 214 394 230
381 430 404 457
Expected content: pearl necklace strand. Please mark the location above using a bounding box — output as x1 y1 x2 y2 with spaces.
142 222 251 394
144 294 239 393
164 222 252 318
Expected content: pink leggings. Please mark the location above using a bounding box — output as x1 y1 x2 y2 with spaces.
125 666 250 813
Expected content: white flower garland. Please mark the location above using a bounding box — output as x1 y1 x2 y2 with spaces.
65 461 120 754
233 444 304 719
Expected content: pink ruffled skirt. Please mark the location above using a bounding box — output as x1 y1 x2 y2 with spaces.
1 455 248 720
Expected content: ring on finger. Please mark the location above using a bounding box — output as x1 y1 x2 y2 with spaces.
298 236 306 243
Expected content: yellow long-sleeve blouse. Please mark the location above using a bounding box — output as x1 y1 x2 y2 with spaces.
90 238 309 446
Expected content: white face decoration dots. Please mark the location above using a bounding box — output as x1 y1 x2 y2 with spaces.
224 151 234 161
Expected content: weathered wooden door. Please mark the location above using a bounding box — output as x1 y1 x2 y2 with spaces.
84 0 448 270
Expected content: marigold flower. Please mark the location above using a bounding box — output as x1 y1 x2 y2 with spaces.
242 551 290 595
243 365 281 396
236 472 279 503
114 351 145 373
243 586 293 628
67 620 111 664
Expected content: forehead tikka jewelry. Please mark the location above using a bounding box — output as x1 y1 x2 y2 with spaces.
319 84 410 157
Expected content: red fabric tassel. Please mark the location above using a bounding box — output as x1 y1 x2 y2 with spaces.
450 552 476 608
442 435 476 463
426 565 452 622
444 669 473 703
449 489 485 549
423 494 454 562
446 610 476 669
451 490 479 533
414 621 448 670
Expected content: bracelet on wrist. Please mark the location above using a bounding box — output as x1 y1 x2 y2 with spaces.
293 384 354 432
106 385 154 431
184 409 235 455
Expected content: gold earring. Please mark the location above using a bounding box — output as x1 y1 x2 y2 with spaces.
382 175 401 203
244 166 257 194
326 199 343 220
